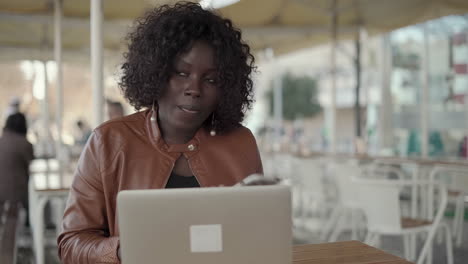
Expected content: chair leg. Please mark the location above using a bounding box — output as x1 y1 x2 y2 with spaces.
455 198 464 247
374 234 381 248
442 223 454 264
420 187 428 219
299 191 307 227
416 234 428 264
451 197 461 240
452 204 458 237
33 197 48 264
358 213 367 239
351 209 357 240
329 210 346 242
403 234 410 260
410 233 417 261
417 229 436 264
364 232 373 245
436 225 443 245
365 232 379 247
426 243 432 264
54 198 66 237
320 207 341 241
292 189 304 229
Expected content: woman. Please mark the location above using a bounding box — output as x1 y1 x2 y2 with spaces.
58 2 263 263
0 113 34 222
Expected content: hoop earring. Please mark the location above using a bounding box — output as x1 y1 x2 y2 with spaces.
210 113 216 136
150 100 156 122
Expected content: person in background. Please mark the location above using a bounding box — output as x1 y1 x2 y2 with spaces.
58 2 265 263
6 96 21 116
106 100 125 120
458 136 467 158
0 112 34 225
75 119 92 146
2 96 21 123
70 119 93 158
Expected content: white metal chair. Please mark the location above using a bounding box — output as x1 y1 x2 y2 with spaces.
369 160 421 218
429 165 468 247
291 157 329 234
29 159 70 264
321 161 366 242
355 178 453 264
261 153 304 229
261 152 297 180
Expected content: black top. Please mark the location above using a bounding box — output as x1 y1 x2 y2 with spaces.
165 172 200 188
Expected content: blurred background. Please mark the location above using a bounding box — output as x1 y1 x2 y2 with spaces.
1 0 468 263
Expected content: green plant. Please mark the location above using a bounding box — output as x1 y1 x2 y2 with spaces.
267 73 322 120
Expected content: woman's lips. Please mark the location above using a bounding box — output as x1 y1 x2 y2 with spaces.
178 105 200 114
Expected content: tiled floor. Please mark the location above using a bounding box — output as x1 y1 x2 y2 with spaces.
17 219 467 264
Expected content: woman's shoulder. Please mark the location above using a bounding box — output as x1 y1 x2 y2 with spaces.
199 125 262 175
93 110 149 140
81 111 151 168
204 125 258 151
222 125 256 140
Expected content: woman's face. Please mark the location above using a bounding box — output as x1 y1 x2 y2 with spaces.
158 40 220 134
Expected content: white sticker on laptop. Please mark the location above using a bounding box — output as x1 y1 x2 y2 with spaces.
190 224 223 253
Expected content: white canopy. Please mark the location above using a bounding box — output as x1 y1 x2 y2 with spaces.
0 0 467 61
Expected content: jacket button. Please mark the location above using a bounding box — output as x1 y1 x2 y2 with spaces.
188 144 196 151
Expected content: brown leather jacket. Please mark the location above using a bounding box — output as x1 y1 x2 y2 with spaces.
57 110 263 264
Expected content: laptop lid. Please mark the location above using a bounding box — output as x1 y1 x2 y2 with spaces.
117 185 292 264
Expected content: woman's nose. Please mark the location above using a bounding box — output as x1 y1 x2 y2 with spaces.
184 78 201 98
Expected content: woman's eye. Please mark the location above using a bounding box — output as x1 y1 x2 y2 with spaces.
205 78 216 84
176 71 188 77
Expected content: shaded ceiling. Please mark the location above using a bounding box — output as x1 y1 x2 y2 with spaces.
0 0 468 61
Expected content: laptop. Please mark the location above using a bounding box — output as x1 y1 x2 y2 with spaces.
117 185 292 264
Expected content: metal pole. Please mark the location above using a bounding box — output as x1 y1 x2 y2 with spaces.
421 25 430 158
354 29 362 138
54 0 64 186
465 31 468 160
91 0 104 127
41 61 50 155
273 75 283 146
42 61 50 190
329 0 337 153
378 34 393 154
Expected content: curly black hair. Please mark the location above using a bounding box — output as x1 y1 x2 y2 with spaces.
119 1 256 133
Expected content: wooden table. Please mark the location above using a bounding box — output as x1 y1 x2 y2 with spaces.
293 241 413 264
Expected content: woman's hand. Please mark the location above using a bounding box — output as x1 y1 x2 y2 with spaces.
235 174 281 186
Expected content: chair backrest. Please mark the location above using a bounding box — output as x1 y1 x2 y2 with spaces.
355 179 447 235
260 152 276 178
331 163 362 208
357 181 402 233
427 165 467 220
268 153 297 180
293 158 324 192
363 162 407 180
429 165 468 193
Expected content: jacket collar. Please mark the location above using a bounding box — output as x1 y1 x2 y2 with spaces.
144 108 209 158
